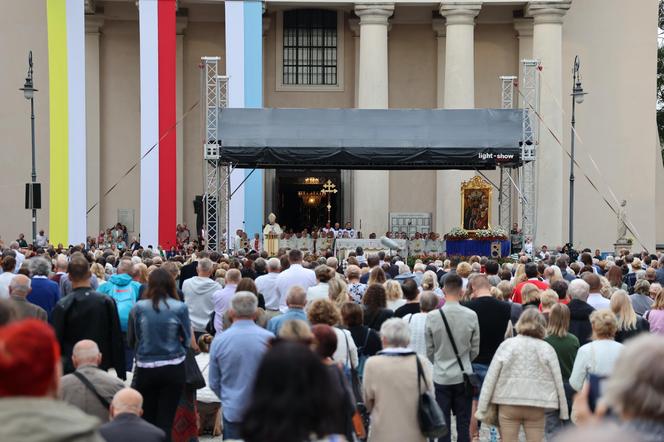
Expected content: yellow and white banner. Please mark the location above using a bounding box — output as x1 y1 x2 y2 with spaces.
47 0 86 246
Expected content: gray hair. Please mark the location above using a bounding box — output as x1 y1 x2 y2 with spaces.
117 259 134 275
568 279 590 301
29 257 51 277
286 285 307 307
380 318 411 348
419 291 439 313
231 291 258 318
267 257 281 271
9 276 31 296
326 257 339 269
197 258 214 274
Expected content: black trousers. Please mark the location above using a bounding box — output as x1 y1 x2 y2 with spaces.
132 362 185 441
435 382 472 442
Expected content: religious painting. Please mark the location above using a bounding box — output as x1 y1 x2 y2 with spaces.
460 176 492 231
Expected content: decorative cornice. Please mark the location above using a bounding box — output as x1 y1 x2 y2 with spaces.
263 16 271 37
348 18 360 37
439 2 482 26
176 16 188 35
85 0 95 15
354 3 395 25
526 1 572 25
85 15 104 34
513 18 533 37
432 17 446 37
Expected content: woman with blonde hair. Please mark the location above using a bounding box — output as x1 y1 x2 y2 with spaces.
383 279 406 311
539 289 559 320
345 264 366 303
569 309 624 392
328 277 350 310
420 270 443 297
367 266 386 286
513 264 528 285
456 262 472 288
543 304 579 437
307 299 358 368
476 309 568 442
610 289 649 343
521 283 541 309
133 262 149 284
90 262 106 282
644 288 664 335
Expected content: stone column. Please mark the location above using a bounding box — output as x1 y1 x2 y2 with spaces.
432 17 446 234
85 15 104 236
527 1 571 247
514 18 534 108
353 3 393 237
437 2 482 235
176 17 187 224
348 18 360 107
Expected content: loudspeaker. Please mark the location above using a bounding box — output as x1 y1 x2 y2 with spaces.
490 241 501 258
25 182 41 209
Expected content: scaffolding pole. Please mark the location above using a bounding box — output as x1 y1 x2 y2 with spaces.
201 57 228 253
498 76 517 231
519 60 540 243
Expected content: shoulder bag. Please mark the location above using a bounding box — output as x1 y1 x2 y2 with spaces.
439 309 481 397
415 355 448 438
73 371 111 409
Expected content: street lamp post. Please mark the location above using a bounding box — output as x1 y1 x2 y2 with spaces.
20 51 38 245
569 56 586 247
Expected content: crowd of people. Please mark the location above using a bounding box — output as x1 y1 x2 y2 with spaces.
0 232 663 442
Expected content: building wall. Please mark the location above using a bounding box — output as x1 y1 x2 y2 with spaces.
561 0 659 250
0 0 660 250
0 0 50 244
99 19 141 238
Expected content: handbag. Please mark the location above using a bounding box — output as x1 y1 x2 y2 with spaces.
184 347 206 390
342 330 369 440
415 355 448 438
439 309 481 397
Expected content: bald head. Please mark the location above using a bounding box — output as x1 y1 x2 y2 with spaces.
72 340 101 368
110 388 144 418
9 274 31 298
286 285 307 308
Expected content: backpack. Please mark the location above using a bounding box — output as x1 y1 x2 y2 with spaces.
104 284 138 331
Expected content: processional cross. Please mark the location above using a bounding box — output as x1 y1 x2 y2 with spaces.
321 180 338 224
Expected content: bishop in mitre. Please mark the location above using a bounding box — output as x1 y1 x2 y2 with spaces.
263 213 282 256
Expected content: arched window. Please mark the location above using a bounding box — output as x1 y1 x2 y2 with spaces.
282 9 338 86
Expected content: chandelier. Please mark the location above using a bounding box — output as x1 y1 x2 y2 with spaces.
303 177 320 185
298 191 323 206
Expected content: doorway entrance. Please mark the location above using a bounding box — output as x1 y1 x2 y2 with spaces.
275 169 341 232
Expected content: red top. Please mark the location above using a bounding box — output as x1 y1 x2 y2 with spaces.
512 278 550 304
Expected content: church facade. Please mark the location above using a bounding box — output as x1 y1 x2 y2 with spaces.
1 0 663 251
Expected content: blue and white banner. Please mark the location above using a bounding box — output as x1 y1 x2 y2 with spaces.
225 0 263 238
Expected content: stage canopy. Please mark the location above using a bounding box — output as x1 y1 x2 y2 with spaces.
216 108 524 170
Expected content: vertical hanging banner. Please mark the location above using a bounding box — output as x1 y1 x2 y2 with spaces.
225 0 263 240
47 0 86 246
139 0 177 248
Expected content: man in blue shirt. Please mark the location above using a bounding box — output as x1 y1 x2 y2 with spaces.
266 286 308 335
209 291 274 440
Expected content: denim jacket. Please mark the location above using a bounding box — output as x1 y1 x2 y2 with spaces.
128 298 191 363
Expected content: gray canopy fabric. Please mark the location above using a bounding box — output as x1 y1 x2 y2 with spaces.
216 108 524 170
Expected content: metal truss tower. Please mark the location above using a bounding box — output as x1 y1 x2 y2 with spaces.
519 60 540 242
201 57 228 253
498 76 517 231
